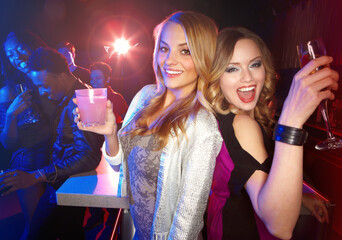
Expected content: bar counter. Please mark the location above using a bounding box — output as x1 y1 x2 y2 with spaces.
303 122 342 239
56 156 129 209
56 157 134 239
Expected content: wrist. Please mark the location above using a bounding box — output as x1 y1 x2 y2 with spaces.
278 104 305 128
32 169 47 183
277 114 304 128
104 131 117 141
277 120 303 129
6 111 17 120
104 133 119 157
273 123 308 146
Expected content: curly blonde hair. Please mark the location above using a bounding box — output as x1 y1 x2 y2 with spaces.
206 27 276 134
130 11 218 149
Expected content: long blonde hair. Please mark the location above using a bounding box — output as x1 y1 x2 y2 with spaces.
207 27 276 134
131 11 218 149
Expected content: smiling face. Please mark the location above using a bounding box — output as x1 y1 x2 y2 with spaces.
4 36 31 74
90 69 109 88
157 22 198 99
220 38 265 116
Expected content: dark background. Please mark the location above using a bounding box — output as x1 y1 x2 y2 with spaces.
1 0 341 104
0 0 281 103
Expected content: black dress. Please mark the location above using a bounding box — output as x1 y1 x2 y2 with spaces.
217 112 273 240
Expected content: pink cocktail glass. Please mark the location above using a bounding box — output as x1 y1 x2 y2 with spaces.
76 88 107 127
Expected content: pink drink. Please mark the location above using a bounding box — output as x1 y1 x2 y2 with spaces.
76 88 107 127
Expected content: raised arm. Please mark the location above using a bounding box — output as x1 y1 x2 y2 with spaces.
73 99 120 157
240 56 338 239
73 85 155 163
233 115 302 239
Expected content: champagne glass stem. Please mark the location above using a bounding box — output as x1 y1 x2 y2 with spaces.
320 100 334 139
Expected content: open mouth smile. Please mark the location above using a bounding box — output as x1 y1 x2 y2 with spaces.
164 69 183 77
237 85 256 103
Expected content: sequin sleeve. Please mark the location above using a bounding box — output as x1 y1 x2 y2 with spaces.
168 122 222 239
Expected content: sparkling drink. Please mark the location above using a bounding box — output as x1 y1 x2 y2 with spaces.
299 53 328 72
297 39 342 150
75 88 107 127
299 53 311 68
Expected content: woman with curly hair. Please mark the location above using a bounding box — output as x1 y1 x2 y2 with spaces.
206 27 337 240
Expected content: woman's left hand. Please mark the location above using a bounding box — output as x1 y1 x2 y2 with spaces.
302 193 330 223
280 56 339 128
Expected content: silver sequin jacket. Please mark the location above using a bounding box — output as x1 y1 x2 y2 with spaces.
103 84 222 240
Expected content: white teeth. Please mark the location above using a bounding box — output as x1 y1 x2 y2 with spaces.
238 86 255 92
165 69 182 74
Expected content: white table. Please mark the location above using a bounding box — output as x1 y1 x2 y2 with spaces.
56 156 134 239
57 156 129 209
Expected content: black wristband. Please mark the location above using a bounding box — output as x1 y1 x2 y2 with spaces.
273 124 308 146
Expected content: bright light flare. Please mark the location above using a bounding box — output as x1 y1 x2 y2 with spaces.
104 39 138 59
113 38 130 55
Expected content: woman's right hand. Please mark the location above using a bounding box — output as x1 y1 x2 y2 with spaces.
6 90 32 118
72 98 118 137
302 193 330 223
279 56 339 128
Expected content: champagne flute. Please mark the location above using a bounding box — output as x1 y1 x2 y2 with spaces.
297 39 342 150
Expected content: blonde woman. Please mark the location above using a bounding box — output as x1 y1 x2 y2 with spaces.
206 27 338 240
74 11 222 239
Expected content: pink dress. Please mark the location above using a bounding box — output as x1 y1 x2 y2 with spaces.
207 140 234 239
207 115 280 240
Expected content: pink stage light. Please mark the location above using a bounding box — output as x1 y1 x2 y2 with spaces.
113 38 131 55
104 39 139 59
